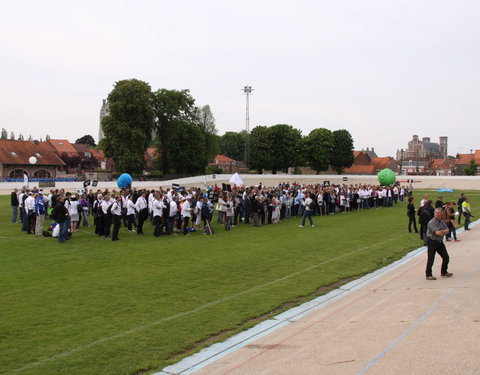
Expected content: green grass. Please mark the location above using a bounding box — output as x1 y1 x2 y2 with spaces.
0 190 478 375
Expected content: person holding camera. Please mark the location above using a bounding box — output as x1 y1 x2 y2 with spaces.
425 208 453 280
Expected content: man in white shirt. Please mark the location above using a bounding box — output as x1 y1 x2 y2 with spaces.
181 196 192 235
24 192 36 234
299 192 314 228
135 191 148 235
153 194 166 237
168 196 178 234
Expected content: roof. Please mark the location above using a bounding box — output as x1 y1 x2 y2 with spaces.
422 142 440 155
215 155 235 163
344 165 375 174
456 153 474 165
72 143 91 154
0 140 65 166
371 157 395 170
432 159 455 170
47 139 78 155
89 148 105 160
145 147 158 161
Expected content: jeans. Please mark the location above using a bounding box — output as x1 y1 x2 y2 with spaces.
12 205 18 223
301 210 314 226
225 216 232 231
58 221 68 243
82 210 89 227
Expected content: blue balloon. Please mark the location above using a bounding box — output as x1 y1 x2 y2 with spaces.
117 173 133 188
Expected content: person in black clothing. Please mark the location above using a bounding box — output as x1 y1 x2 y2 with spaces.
251 196 261 227
457 193 465 225
11 188 19 223
406 196 418 233
418 200 434 245
435 196 444 209
52 197 69 243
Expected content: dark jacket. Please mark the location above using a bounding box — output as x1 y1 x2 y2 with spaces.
418 205 434 225
52 203 68 223
11 192 19 206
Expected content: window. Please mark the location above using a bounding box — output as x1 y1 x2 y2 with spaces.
33 170 51 178
9 169 25 178
35 153 41 157
10 151 17 156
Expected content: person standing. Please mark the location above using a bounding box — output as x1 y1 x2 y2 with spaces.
299 192 315 228
101 195 112 238
457 193 466 225
444 201 460 242
418 200 434 245
135 191 148 235
24 192 36 234
425 208 452 280
462 197 473 231
11 188 19 223
152 194 166 237
225 195 234 231
126 195 136 232
111 196 122 241
34 192 46 237
53 197 69 243
181 196 192 235
407 197 418 233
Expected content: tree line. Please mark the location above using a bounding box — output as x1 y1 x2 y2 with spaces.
101 79 355 176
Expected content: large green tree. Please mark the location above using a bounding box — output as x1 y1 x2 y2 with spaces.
102 79 154 174
250 126 273 173
152 89 196 174
268 124 303 173
1 128 7 140
194 104 219 163
167 122 207 174
330 129 354 174
219 131 246 161
304 128 333 173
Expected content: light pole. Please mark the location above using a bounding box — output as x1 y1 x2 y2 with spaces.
242 85 253 170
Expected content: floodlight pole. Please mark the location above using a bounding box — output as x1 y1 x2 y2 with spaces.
243 85 253 170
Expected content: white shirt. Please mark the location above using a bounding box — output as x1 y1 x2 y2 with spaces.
127 200 136 215
181 200 192 217
69 201 79 216
169 200 178 217
101 200 112 214
135 196 147 211
153 199 166 217
24 195 35 212
111 201 122 216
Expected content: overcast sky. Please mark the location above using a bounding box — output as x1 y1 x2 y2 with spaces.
1 0 479 157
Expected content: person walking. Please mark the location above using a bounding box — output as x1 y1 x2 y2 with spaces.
407 197 419 233
425 208 453 280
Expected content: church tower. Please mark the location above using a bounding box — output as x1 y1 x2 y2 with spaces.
99 99 110 142
439 136 448 159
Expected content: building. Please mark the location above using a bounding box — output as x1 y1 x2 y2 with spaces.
397 135 448 160
98 99 110 143
344 151 397 175
0 140 65 180
47 139 79 157
453 151 480 175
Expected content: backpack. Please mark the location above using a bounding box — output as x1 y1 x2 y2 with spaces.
309 200 316 210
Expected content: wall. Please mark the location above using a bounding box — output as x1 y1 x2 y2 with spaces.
1 174 480 194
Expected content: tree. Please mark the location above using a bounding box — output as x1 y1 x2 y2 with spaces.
1 128 7 139
330 129 354 174
59 153 82 174
152 89 197 174
75 135 96 147
464 159 478 176
102 79 154 174
45 134 50 140
219 131 246 161
304 128 333 173
166 122 206 175
250 126 274 173
28 135 33 141
18 133 24 141
9 131 15 140
194 105 219 162
268 124 303 173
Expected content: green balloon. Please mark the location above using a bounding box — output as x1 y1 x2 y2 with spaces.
377 168 396 186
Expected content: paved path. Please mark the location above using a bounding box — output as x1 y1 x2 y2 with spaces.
177 224 480 375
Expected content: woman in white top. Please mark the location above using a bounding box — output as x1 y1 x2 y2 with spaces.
69 195 80 232
111 196 122 241
153 195 166 237
217 194 227 225
126 196 136 231
181 197 192 235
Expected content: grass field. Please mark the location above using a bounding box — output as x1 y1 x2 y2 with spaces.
1 190 478 375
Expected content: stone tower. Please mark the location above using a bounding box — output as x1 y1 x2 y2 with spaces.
99 99 110 142
439 136 448 159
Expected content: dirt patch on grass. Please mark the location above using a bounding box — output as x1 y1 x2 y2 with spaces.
165 276 357 363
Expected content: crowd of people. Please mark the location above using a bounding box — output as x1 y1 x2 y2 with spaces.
10 182 413 243
407 192 474 245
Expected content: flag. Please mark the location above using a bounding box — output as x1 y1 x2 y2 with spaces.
229 173 244 186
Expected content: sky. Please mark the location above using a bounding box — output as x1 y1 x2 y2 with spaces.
1 0 479 157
